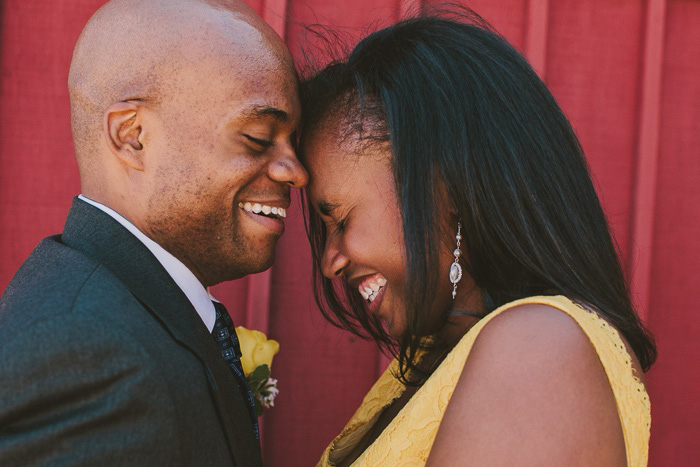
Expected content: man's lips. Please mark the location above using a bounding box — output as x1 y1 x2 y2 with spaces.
238 199 289 235
238 201 288 219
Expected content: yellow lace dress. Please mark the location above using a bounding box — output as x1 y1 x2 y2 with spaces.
317 295 650 467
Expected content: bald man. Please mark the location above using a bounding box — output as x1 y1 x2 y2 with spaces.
0 0 306 465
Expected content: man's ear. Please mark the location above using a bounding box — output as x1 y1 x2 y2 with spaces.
104 101 145 171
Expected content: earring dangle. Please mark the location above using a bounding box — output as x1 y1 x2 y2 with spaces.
450 222 463 299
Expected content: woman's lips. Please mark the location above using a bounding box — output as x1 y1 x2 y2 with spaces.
357 273 387 315
366 283 385 315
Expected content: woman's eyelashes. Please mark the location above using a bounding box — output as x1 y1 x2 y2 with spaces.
321 216 345 237
331 216 346 232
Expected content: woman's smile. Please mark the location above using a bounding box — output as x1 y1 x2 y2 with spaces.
355 273 387 314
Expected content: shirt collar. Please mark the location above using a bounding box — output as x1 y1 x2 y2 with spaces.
78 195 216 332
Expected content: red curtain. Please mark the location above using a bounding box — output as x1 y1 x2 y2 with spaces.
1 1 698 465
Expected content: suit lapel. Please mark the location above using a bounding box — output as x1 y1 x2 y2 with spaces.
61 198 262 466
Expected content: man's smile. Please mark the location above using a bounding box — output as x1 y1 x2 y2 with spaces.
237 200 289 235
238 201 287 219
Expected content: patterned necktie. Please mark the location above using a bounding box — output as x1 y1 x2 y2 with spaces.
211 300 260 441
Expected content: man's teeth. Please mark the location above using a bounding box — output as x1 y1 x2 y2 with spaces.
239 202 286 218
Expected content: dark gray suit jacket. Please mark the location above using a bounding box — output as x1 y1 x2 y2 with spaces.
0 198 262 466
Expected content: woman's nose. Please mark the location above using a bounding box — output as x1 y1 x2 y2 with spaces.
321 244 349 279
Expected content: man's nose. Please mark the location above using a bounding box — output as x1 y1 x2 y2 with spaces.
268 147 309 188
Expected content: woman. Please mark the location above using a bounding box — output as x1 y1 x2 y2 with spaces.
299 11 655 466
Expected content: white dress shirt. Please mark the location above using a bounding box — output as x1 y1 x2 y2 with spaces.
78 195 216 332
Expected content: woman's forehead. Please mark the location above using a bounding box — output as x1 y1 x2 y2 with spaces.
305 138 363 198
306 136 394 207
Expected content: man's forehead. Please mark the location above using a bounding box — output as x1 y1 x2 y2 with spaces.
165 43 299 112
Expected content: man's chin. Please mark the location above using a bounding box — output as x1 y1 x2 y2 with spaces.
197 246 274 285
251 251 276 274
231 249 277 279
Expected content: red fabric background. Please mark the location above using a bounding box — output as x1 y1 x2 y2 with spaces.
1 1 698 465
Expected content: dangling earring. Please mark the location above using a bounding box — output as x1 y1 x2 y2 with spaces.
450 222 463 300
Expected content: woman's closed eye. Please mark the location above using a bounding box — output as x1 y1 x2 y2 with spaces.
319 213 345 232
330 217 346 232
317 201 348 232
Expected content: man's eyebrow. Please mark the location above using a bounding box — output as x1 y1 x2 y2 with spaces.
318 201 340 217
241 105 290 123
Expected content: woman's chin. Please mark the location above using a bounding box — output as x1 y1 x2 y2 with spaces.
383 317 406 340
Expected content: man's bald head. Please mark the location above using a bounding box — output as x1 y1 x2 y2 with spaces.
67 0 308 286
69 0 292 180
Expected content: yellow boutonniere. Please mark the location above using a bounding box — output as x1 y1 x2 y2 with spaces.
235 326 280 416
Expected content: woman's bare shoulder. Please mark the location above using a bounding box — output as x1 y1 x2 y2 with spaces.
427 303 627 466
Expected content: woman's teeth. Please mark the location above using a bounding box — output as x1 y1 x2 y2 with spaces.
358 276 387 302
239 202 286 218
366 288 380 302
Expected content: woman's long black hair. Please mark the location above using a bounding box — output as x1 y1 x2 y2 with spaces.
299 9 656 384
